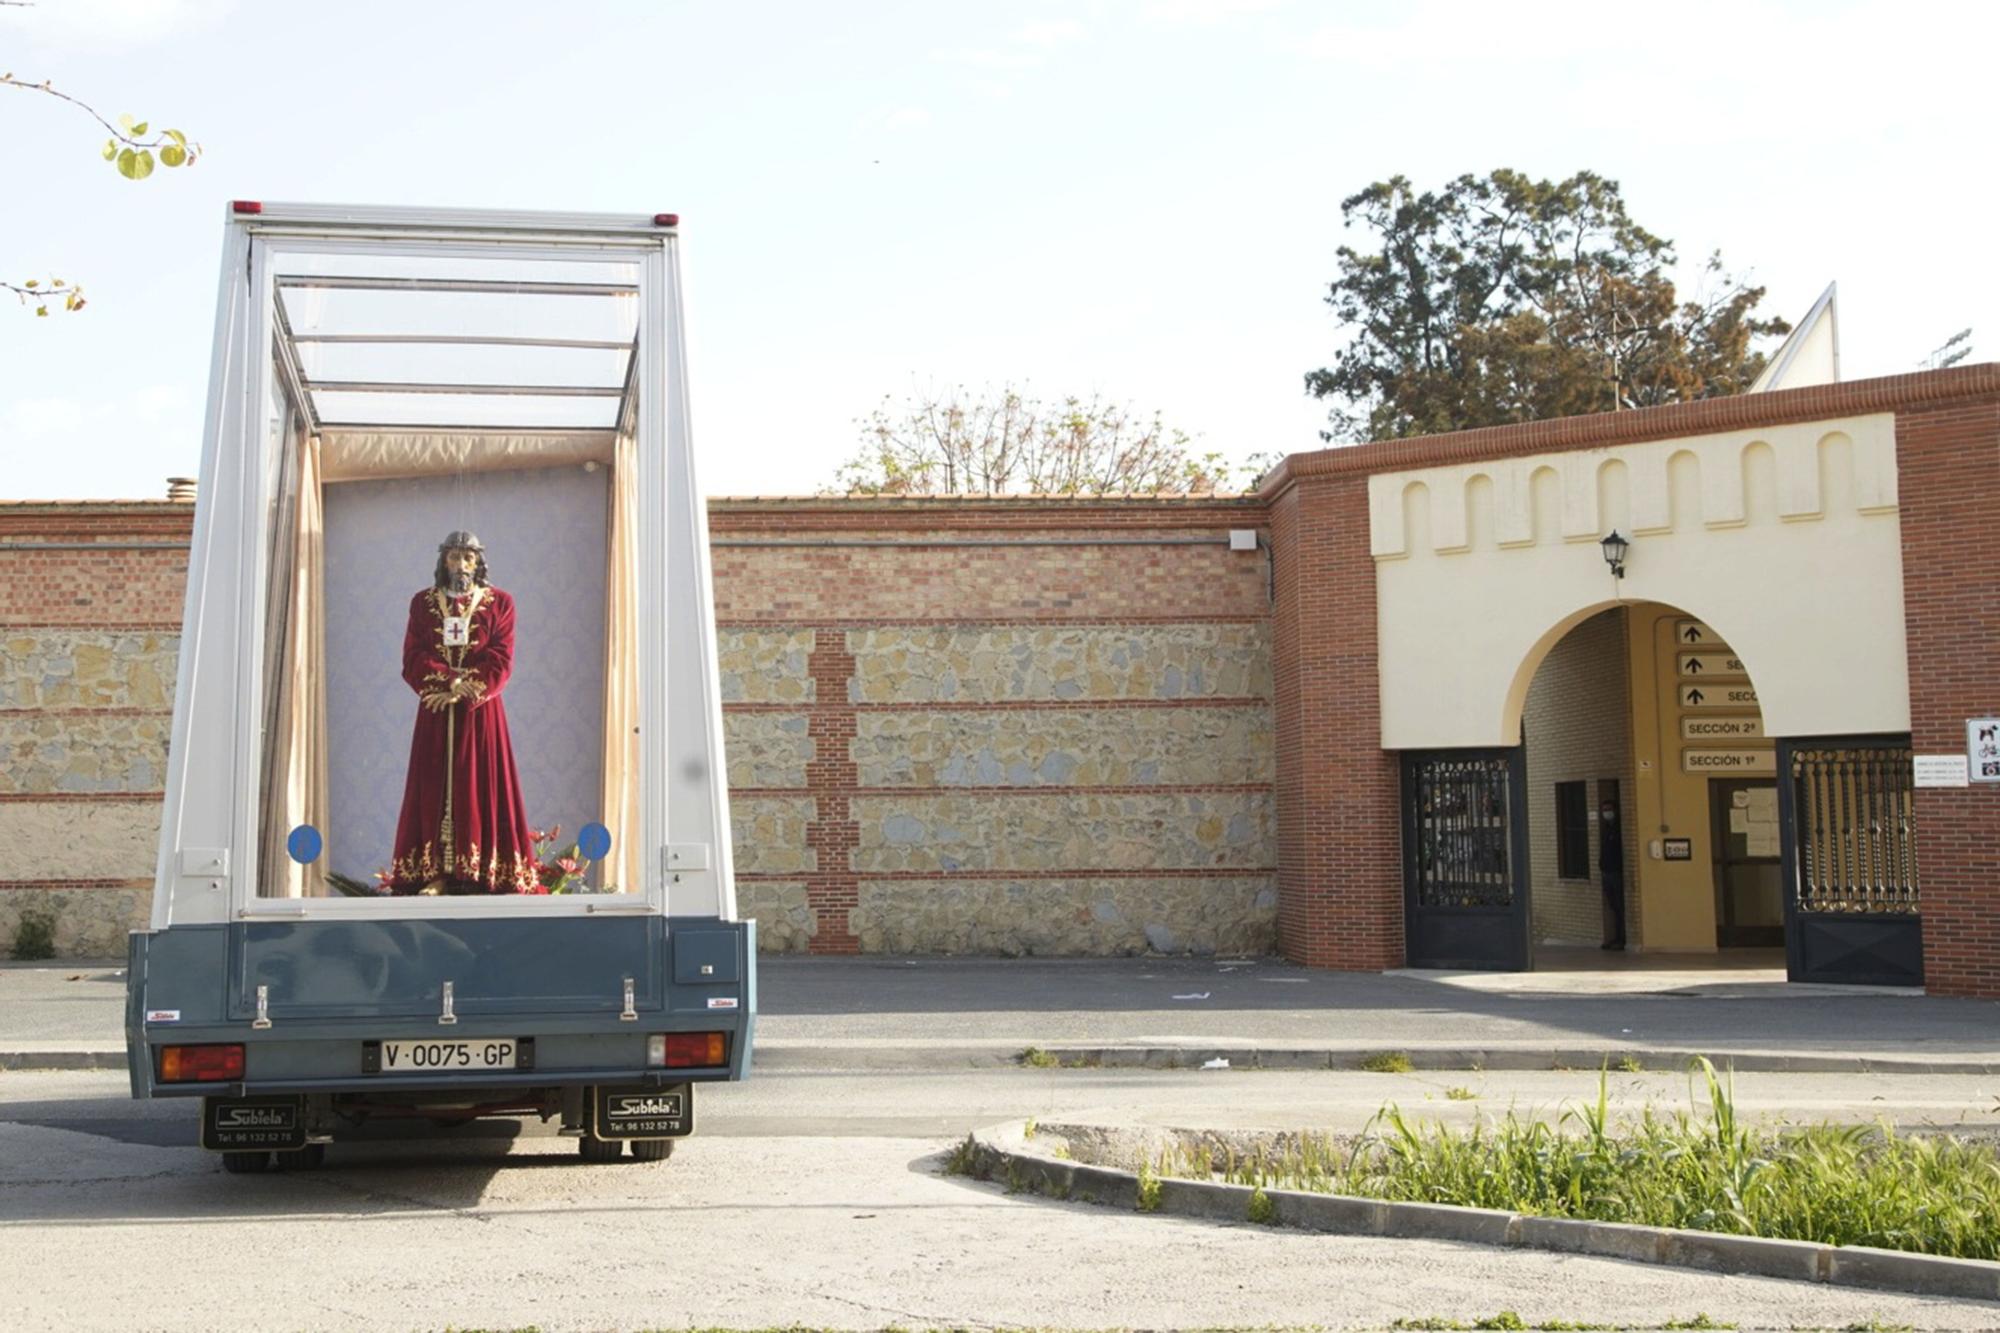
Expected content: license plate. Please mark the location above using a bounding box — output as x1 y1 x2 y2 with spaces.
369 1038 520 1074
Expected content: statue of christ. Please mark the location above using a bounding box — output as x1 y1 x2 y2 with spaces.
385 531 536 894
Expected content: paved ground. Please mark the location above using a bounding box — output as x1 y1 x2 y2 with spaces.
5 1066 1998 1332
9 953 2000 1070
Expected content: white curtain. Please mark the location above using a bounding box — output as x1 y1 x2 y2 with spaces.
268 434 329 897
600 432 641 893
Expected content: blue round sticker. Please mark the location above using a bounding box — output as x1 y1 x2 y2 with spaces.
577 821 613 861
286 824 323 864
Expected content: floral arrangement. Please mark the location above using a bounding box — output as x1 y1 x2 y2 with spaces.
327 820 612 896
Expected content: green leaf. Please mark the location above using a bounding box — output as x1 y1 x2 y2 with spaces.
117 147 154 180
23 280 37 289
102 139 117 161
160 143 186 168
166 129 187 148
130 120 148 136
35 305 48 317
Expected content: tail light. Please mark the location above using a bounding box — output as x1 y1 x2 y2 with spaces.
158 1044 245 1082
647 1032 725 1068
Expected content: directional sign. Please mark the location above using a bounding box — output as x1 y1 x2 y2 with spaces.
1682 715 1764 741
1674 620 1722 647
1678 653 1748 679
1681 684 1759 709
1682 749 1776 775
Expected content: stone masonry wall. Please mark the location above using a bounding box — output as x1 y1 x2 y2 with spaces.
0 503 189 958
712 497 1277 956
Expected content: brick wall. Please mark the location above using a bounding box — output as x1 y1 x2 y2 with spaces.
1520 609 1637 946
1895 398 2000 996
1268 477 1402 969
0 502 191 956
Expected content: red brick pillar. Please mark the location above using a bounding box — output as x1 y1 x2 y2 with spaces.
1897 396 2000 997
1268 474 1404 968
803 628 861 953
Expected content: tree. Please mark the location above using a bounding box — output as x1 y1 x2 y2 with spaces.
3 56 201 315
834 386 1239 495
1304 170 1789 442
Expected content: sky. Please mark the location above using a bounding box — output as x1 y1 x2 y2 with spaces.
1 0 1994 501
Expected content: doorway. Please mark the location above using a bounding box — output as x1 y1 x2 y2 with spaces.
1708 778 1782 947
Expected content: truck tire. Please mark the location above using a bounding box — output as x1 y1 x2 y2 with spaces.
220 1151 271 1174
579 1134 624 1163
630 1137 675 1163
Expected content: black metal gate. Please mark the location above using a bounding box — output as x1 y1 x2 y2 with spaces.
1401 748 1529 971
1777 736 1923 987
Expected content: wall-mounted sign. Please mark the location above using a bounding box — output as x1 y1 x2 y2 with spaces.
1913 755 1971 788
1968 718 2000 784
1682 749 1776 775
1674 620 1721 647
1662 838 1693 860
1680 684 1759 709
1681 715 1764 740
1678 653 1748 679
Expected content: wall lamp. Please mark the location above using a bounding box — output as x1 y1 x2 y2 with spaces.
1600 530 1630 580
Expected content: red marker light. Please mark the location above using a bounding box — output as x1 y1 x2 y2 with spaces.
653 213 679 227
647 1031 726 1067
158 1043 246 1082
232 200 263 215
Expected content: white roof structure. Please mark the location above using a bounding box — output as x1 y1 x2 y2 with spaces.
1749 281 1840 393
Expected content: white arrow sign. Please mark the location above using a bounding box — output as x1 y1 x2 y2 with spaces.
1678 653 1749 679
1681 684 1759 709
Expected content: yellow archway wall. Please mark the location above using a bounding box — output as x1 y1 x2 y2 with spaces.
1371 413 1909 751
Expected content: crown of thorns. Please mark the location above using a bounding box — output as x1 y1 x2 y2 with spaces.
437 531 485 553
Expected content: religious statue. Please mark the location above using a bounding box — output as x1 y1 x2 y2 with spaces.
386 531 537 894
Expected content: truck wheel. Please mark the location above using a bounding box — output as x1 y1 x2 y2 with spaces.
220 1151 271 1175
276 1144 326 1171
630 1138 675 1163
579 1134 624 1163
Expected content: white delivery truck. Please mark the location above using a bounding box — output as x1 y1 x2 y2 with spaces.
124 203 753 1170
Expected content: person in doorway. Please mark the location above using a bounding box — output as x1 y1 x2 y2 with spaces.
385 531 537 894
1598 796 1626 950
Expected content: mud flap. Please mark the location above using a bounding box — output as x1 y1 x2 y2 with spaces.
201 1095 308 1152
590 1083 694 1139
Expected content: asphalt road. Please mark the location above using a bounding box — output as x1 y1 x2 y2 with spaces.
4 1064 1998 1331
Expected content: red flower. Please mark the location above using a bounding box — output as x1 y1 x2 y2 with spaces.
528 828 547 845
557 857 580 876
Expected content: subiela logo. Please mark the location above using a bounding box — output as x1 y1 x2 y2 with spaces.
611 1095 683 1118
218 1107 294 1128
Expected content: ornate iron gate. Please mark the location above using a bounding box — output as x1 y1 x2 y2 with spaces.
1401 748 1529 970
1777 736 1923 986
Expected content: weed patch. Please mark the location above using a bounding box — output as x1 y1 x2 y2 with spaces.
1019 1046 1059 1068
1140 1059 2000 1261
1360 1051 1414 1074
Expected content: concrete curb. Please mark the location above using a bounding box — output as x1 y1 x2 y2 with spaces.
6 1040 2000 1076
964 1120 2000 1304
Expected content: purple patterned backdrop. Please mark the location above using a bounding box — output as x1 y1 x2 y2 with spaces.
322 464 609 883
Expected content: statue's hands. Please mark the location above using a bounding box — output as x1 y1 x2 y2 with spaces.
450 676 479 705
420 690 457 712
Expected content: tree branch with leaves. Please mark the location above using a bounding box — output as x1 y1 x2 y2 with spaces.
1305 170 1788 442
833 386 1243 496
3 69 200 314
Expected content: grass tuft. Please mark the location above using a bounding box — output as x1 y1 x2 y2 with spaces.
1020 1046 1059 1068
1445 1086 1478 1101
1360 1050 1414 1074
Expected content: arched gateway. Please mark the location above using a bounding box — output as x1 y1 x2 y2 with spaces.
1263 368 2000 992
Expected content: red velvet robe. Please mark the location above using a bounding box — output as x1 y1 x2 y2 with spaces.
387 584 537 894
